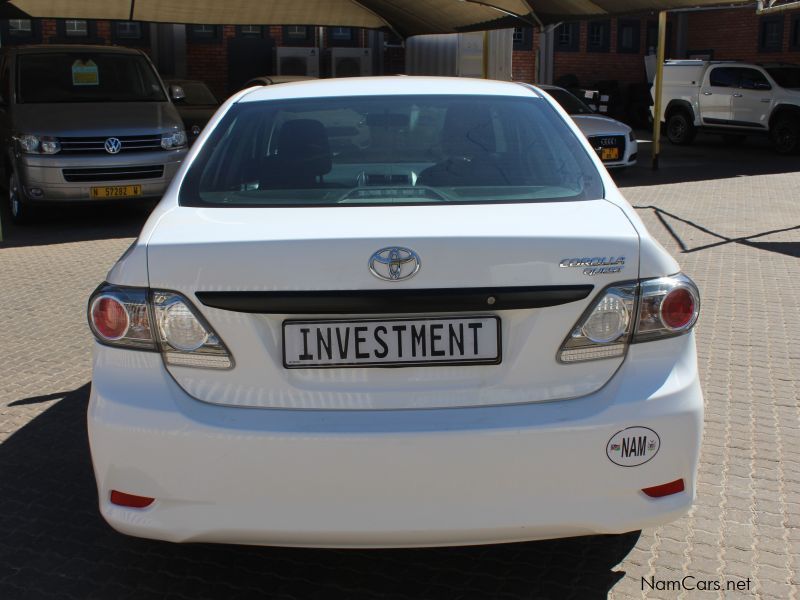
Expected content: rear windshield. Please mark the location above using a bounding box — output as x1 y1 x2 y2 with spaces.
180 94 603 207
17 52 166 103
765 66 800 89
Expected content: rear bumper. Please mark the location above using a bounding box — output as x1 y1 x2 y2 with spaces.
16 149 185 203
88 334 703 548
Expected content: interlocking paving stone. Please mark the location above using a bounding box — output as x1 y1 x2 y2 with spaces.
0 136 797 598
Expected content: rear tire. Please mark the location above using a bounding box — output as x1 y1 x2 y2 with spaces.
770 116 800 155
666 111 696 145
8 171 34 225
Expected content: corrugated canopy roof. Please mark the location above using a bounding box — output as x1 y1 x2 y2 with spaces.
8 0 752 35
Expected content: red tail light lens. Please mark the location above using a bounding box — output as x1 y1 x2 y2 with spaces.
90 296 130 340
660 287 695 330
110 490 155 508
87 283 232 368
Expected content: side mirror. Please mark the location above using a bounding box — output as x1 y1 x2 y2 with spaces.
169 85 186 102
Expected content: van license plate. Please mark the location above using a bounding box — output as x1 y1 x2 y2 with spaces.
283 316 500 368
90 185 142 199
601 148 620 161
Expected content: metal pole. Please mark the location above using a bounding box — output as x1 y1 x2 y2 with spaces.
651 10 667 170
482 30 490 78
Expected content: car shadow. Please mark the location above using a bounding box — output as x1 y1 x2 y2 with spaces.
614 132 800 188
0 201 151 248
0 384 640 599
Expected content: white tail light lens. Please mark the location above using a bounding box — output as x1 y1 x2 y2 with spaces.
559 283 637 363
88 284 232 369
152 291 233 369
559 273 700 363
88 287 155 350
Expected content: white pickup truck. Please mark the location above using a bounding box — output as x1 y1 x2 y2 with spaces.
653 60 800 154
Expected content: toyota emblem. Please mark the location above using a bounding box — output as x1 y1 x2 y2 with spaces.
104 137 122 154
368 247 420 282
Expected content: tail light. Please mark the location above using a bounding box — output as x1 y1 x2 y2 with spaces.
559 273 699 363
88 283 233 369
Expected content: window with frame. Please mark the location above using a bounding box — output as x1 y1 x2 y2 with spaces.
115 21 143 39
65 19 88 37
759 16 784 52
188 24 220 42
8 19 32 36
2 19 39 44
645 21 672 56
284 25 313 44
238 25 263 37
790 15 800 50
617 19 640 54
512 27 533 51
327 26 357 46
555 22 579 52
587 20 610 52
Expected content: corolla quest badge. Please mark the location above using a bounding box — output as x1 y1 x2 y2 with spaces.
104 137 122 154
369 247 421 281
560 256 625 276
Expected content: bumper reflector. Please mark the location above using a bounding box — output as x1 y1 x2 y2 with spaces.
642 479 685 498
110 490 155 508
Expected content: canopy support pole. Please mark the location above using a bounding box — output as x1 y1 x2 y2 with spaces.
483 30 490 78
651 10 667 170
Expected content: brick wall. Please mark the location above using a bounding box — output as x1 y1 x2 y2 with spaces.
186 25 236 99
553 17 666 88
685 7 800 62
512 49 536 82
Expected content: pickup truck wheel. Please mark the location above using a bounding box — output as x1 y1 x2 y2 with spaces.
8 171 34 225
666 112 696 145
771 117 800 155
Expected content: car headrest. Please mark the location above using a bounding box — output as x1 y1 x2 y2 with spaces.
441 104 496 157
275 119 332 177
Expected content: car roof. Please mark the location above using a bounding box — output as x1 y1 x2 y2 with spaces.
8 44 144 55
238 76 542 102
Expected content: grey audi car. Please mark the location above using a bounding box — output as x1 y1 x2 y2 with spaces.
0 44 188 223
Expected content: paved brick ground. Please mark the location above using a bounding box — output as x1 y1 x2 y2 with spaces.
0 135 797 599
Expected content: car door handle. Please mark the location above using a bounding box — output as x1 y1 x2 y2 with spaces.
702 91 712 95
761 98 771 103
732 93 743 97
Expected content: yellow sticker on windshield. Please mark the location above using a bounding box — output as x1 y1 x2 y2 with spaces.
72 59 99 86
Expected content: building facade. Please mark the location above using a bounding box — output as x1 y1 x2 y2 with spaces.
1 7 798 106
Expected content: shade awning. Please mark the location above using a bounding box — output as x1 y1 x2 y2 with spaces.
8 0 752 35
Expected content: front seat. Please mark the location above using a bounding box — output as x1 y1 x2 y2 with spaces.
262 119 332 187
417 104 505 187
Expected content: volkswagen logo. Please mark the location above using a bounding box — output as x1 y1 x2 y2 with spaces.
368 247 420 282
104 137 122 154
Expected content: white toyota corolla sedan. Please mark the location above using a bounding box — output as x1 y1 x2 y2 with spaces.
87 76 702 548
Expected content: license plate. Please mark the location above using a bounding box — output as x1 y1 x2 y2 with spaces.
90 185 142 199
601 148 620 161
283 316 501 368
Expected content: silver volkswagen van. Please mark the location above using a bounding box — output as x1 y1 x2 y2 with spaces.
1 44 187 222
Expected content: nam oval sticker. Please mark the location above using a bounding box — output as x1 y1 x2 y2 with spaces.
606 426 660 467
